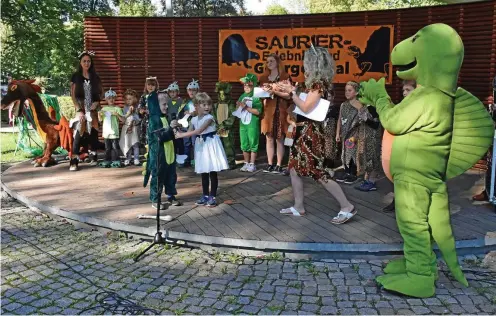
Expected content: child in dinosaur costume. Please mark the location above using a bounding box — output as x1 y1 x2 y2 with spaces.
359 23 494 298
213 81 237 169
235 73 263 172
143 90 181 209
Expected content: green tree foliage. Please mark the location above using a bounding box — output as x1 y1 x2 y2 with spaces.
159 0 248 17
265 4 290 15
1 0 116 95
119 0 157 16
302 0 445 13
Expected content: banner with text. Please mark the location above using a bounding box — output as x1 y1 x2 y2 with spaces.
219 25 394 84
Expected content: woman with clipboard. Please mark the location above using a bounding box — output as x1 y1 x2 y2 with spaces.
276 46 356 225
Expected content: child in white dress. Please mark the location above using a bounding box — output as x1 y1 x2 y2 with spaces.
175 92 229 207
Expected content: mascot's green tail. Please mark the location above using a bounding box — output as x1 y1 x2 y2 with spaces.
430 219 468 286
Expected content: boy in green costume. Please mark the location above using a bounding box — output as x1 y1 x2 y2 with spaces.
359 23 494 298
213 81 237 169
143 90 181 209
235 73 263 172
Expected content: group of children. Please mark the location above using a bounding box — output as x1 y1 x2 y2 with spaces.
331 79 417 192
96 77 233 208
94 74 417 209
95 78 199 169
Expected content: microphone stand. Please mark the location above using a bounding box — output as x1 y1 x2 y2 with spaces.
134 129 168 262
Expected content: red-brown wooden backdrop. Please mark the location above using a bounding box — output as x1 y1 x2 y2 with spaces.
84 1 495 106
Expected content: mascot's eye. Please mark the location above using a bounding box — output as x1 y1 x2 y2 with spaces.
412 35 419 43
10 85 17 91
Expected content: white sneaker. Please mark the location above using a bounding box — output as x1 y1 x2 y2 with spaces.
240 162 249 172
134 159 141 166
124 160 130 166
247 163 256 172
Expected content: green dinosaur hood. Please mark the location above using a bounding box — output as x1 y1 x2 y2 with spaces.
391 23 463 97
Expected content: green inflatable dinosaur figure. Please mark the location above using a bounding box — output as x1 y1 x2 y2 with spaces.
359 23 494 298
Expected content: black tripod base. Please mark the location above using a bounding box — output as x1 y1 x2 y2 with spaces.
133 232 165 262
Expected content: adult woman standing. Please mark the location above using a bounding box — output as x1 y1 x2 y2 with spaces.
277 47 355 224
69 51 103 171
259 54 292 175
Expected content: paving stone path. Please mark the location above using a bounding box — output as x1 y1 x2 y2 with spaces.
1 195 496 315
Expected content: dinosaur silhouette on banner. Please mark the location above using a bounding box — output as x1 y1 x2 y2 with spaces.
222 34 260 69
347 26 391 79
1 80 73 167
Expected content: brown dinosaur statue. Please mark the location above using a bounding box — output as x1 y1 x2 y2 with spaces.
1 80 73 167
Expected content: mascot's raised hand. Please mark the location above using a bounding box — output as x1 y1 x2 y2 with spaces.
358 77 389 107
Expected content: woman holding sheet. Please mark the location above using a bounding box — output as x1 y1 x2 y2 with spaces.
276 46 356 225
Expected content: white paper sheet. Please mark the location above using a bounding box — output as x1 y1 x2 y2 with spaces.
253 87 271 98
232 98 253 125
178 113 190 128
292 93 330 122
103 111 112 131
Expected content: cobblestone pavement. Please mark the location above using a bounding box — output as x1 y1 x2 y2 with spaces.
1 196 496 315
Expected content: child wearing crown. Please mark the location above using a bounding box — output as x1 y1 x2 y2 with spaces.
165 81 187 166
98 88 125 168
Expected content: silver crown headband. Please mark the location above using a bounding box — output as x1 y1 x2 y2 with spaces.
187 78 200 90
78 50 95 58
146 76 157 81
105 88 117 98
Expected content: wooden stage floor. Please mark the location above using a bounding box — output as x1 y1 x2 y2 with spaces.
2 160 496 253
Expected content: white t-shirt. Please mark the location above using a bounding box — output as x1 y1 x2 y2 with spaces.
192 114 216 134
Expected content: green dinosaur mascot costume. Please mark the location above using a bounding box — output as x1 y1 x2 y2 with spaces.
359 23 494 298
213 82 237 169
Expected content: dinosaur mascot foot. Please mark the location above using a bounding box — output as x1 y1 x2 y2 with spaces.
384 257 439 280
33 156 56 167
376 273 436 298
383 258 407 274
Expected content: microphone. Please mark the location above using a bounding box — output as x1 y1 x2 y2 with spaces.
152 112 178 134
170 113 179 133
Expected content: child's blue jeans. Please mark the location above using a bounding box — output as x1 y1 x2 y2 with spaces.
126 143 140 161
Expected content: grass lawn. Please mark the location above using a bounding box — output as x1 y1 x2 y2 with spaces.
1 132 37 164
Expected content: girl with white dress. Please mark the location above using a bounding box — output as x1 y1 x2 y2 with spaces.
175 92 229 207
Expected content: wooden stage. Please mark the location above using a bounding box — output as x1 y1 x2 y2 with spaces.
2 159 496 255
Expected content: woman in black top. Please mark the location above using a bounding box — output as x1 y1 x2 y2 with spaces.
69 51 103 171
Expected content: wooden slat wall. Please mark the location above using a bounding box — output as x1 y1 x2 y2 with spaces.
84 1 496 167
84 1 495 105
